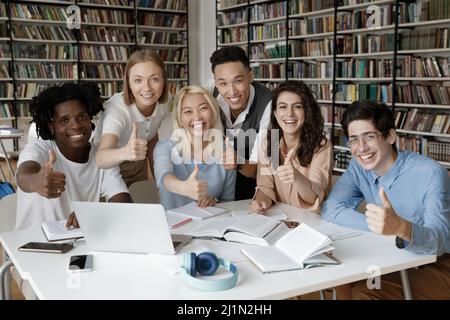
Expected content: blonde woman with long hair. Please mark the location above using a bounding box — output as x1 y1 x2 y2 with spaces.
153 85 236 209
95 49 169 186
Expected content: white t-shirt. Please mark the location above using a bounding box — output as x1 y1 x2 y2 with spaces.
94 92 169 147
15 140 129 230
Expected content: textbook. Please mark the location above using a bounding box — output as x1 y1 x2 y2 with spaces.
185 214 290 246
241 223 338 273
42 220 84 242
167 201 227 220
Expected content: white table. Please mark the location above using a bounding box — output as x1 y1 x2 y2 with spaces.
0 132 23 182
0 200 436 300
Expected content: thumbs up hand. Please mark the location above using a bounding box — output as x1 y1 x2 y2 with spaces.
365 187 409 237
276 148 296 184
123 123 147 161
185 164 209 200
222 137 237 170
36 149 66 198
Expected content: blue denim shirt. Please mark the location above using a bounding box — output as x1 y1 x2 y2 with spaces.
322 151 450 256
153 140 236 210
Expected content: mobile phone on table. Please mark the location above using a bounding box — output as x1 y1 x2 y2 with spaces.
18 242 73 254
68 254 94 273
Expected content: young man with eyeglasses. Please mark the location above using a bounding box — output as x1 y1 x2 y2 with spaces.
321 101 450 300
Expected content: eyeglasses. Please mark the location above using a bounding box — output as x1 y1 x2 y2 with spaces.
347 132 384 148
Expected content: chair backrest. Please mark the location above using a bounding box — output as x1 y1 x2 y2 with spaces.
128 180 160 204
0 193 17 233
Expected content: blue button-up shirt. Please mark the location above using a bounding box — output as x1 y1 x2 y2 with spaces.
322 151 450 256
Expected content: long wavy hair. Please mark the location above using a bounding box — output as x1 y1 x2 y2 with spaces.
267 80 326 166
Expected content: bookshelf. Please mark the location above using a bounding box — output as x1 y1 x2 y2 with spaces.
215 0 450 171
0 0 189 153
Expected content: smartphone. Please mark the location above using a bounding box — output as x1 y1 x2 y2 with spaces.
18 242 73 254
284 220 300 229
68 254 94 273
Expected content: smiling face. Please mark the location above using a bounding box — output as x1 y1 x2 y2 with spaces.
49 100 92 158
179 93 214 138
129 61 164 112
348 119 397 176
213 61 253 115
274 91 305 138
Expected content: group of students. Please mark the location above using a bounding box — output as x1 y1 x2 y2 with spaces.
13 46 449 300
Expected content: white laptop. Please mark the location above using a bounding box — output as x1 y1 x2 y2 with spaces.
72 202 192 254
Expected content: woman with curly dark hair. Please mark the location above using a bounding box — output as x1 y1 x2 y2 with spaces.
250 80 332 213
15 83 131 230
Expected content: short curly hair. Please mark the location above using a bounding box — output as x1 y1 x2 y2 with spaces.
30 83 103 140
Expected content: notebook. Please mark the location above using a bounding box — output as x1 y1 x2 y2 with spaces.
42 219 83 242
167 201 227 220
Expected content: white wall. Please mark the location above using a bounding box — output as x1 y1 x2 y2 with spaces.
188 0 216 86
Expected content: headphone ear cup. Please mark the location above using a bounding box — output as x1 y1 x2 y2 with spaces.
183 252 197 277
197 252 219 276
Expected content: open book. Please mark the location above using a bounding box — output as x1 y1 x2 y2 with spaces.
167 201 227 220
241 223 339 273
42 220 84 242
185 214 289 246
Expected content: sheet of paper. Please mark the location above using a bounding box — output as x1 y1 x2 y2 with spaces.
230 208 287 221
310 221 361 241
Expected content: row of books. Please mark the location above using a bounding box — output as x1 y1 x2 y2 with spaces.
0 23 7 38
395 109 450 134
154 48 187 62
80 27 132 43
16 83 54 99
98 82 123 98
288 61 333 79
249 23 286 41
0 83 13 99
290 38 333 57
0 65 10 78
249 2 287 22
398 56 449 78
13 44 77 60
82 9 132 25
80 64 124 79
80 0 129 6
10 4 68 21
251 42 289 59
320 105 345 124
252 63 286 79
139 13 186 28
336 5 392 31
336 34 395 54
400 28 450 50
290 16 334 35
15 64 77 79
335 59 393 78
217 11 247 27
167 82 186 96
166 65 186 79
12 25 76 41
217 0 247 10
219 27 247 44
138 0 187 11
398 0 450 23
289 0 334 14
0 103 13 119
397 135 450 163
139 31 185 45
334 83 392 103
0 45 10 58
396 84 450 105
15 103 32 117
80 45 129 61
309 83 332 101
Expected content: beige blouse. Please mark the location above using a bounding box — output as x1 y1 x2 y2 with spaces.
255 138 333 213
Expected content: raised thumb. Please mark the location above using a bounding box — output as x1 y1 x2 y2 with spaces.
46 149 56 170
130 122 138 140
379 186 391 208
285 148 296 164
190 164 199 179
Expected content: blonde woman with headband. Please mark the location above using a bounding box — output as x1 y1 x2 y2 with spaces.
153 85 236 210
95 49 169 186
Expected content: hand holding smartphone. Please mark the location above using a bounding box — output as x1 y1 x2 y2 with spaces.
18 242 73 254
